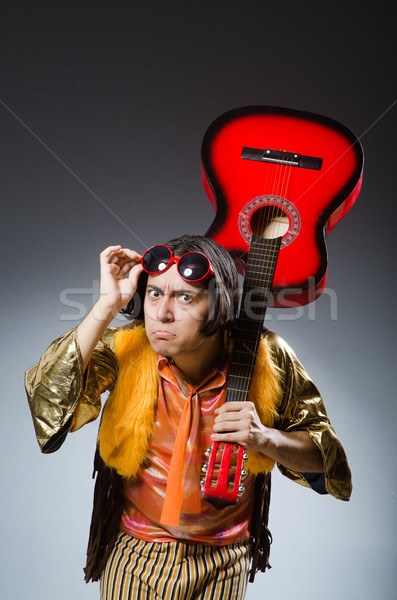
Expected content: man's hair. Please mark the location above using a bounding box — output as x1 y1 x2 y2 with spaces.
121 235 239 336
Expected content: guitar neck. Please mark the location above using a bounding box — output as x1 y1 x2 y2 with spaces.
201 233 281 508
225 233 281 403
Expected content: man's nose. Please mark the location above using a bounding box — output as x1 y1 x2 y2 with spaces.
156 297 175 322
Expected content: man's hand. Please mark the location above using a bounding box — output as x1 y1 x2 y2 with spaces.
97 245 143 318
211 401 324 473
77 245 143 371
211 401 269 452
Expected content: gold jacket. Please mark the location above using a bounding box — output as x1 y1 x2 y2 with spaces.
25 326 352 500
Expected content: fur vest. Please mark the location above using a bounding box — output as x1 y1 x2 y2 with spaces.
97 326 281 477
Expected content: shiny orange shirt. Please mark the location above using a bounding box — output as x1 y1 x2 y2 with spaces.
120 356 255 545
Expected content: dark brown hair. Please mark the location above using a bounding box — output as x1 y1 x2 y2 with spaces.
120 235 239 336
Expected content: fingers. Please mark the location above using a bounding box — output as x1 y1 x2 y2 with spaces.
214 401 255 419
211 423 251 447
213 404 255 431
211 402 260 448
100 246 142 265
100 246 143 277
212 414 252 433
211 431 248 445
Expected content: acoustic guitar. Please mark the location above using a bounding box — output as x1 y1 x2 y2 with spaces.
200 106 363 508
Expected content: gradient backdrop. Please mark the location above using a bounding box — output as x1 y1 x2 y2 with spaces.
1 2 396 599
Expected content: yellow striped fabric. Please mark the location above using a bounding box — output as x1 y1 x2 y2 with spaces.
100 533 250 599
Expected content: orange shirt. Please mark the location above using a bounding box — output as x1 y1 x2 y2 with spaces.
120 356 255 545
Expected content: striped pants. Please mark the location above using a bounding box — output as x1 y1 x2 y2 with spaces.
100 532 250 600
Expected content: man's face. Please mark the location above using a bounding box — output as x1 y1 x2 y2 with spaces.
143 264 212 362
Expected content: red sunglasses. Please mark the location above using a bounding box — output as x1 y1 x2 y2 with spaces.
141 245 214 282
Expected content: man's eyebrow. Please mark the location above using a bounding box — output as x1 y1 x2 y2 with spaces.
146 284 202 297
174 289 201 297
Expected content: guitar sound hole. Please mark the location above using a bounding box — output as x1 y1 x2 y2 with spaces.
250 205 289 239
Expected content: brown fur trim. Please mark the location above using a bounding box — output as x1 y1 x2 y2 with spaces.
249 471 273 581
84 447 123 583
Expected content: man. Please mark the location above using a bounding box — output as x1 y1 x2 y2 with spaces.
26 235 351 600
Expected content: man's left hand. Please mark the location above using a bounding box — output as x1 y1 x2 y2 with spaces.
211 401 270 453
211 401 324 473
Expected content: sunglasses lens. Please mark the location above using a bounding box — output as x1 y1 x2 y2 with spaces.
178 252 210 281
142 246 172 273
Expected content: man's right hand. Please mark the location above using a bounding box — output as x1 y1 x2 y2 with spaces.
97 245 144 318
77 245 144 371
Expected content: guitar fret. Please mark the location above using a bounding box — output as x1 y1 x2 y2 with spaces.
230 364 258 374
244 274 274 280
229 368 254 385
228 371 254 380
249 246 279 252
237 315 267 324
244 266 275 273
233 338 260 346
244 265 276 273
230 361 259 367
247 253 279 261
232 343 261 354
234 331 263 338
230 354 257 363
229 363 256 372
229 360 256 368
243 273 274 280
233 348 251 354
228 371 254 379
226 395 250 403
227 387 251 394
228 371 255 379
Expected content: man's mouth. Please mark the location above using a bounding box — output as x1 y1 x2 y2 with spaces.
153 330 175 339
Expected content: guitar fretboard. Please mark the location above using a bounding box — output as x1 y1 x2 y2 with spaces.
226 233 281 403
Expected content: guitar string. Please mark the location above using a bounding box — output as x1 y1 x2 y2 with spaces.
211 138 293 486
231 151 270 403
242 155 280 400
237 152 293 401
221 153 292 487
232 145 293 401
235 157 279 401
236 156 277 402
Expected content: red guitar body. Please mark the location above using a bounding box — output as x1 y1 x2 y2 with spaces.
202 106 364 306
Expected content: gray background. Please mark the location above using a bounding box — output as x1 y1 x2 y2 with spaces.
1 1 396 599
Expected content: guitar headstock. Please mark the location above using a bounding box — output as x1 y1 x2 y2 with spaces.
201 441 248 509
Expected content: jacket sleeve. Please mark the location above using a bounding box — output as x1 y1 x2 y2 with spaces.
25 327 119 454
269 332 352 501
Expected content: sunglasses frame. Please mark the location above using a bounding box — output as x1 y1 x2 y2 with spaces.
141 245 214 282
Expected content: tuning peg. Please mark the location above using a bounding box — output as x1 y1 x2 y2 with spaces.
202 463 208 472
242 450 248 460
240 468 247 479
205 446 212 457
237 484 245 497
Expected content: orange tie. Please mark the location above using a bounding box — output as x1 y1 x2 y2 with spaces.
160 390 201 526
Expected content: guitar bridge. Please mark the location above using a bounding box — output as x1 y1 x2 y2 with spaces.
241 146 323 170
